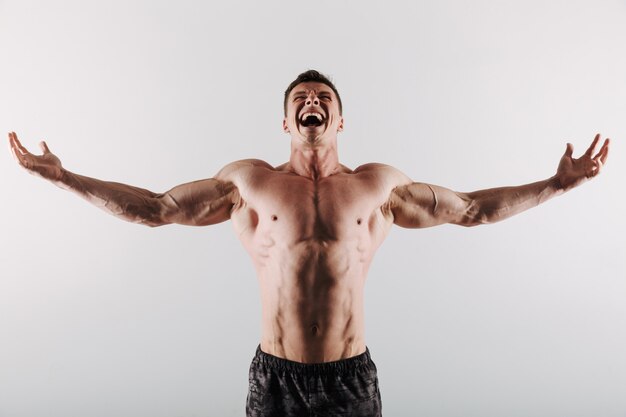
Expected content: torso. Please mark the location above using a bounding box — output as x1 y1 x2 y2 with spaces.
219 160 409 363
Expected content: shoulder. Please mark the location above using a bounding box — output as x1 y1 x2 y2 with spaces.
215 159 274 181
353 162 412 186
220 158 274 171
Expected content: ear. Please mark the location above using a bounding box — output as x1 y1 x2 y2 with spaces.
283 118 290 133
337 117 344 132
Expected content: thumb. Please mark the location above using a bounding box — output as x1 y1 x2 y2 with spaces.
564 143 574 158
39 141 51 154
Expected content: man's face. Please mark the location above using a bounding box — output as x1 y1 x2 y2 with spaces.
283 82 343 145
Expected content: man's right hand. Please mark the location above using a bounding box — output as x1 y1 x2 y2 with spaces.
8 131 64 181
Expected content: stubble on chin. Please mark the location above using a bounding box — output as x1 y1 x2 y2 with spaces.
305 133 326 146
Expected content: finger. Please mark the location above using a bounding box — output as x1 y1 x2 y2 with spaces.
594 140 609 166
8 134 31 168
10 142 29 168
9 137 21 163
592 138 609 159
592 159 603 176
597 138 609 159
584 133 601 157
7 132 15 154
591 145 610 176
11 134 29 155
9 131 19 145
8 133 21 155
39 141 50 154
564 142 574 158
599 139 610 164
596 160 604 174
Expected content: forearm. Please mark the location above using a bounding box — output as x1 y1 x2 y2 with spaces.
54 169 163 226
464 176 564 225
53 169 235 227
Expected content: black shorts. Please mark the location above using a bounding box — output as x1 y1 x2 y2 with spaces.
246 345 382 417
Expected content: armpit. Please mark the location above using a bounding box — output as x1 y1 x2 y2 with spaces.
228 184 244 214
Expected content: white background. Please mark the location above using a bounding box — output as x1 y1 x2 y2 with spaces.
1 1 625 416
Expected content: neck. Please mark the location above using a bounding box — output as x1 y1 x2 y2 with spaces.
288 138 340 180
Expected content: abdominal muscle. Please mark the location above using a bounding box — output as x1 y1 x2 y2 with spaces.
226 162 399 363
256 239 369 363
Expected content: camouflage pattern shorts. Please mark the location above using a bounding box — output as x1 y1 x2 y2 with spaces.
246 345 382 417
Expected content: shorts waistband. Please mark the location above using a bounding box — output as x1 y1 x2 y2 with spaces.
252 345 374 375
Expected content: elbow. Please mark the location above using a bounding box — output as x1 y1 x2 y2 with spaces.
132 197 170 227
459 199 492 227
465 212 491 227
458 217 484 227
464 206 509 227
131 213 167 228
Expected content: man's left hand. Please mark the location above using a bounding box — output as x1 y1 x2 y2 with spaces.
556 133 610 192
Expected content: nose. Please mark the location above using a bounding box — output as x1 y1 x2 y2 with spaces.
305 93 319 106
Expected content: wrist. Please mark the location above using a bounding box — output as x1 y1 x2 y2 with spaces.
549 175 565 193
54 168 71 189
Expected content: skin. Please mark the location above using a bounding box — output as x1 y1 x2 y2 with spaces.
8 82 610 363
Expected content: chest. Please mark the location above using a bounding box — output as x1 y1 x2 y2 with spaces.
231 171 393 241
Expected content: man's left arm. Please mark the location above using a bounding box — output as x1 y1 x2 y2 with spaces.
389 134 610 228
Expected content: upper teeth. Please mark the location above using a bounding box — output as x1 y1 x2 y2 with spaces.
301 112 323 122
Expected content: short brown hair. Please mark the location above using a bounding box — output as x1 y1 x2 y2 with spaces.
284 70 342 116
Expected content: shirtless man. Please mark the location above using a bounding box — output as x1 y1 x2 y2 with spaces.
9 70 610 416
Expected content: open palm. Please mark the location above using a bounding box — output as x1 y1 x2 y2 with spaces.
8 132 64 181
556 133 609 192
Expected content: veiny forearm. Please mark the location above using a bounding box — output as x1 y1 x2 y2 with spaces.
54 169 163 226
463 176 563 225
53 169 234 227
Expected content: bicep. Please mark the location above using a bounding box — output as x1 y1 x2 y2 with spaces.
389 182 475 228
156 178 238 226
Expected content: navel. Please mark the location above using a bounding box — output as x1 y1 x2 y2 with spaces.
356 218 362 225
310 324 319 335
271 214 278 221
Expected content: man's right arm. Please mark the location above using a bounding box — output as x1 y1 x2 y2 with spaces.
8 132 238 227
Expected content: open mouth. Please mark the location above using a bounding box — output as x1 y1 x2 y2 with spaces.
299 112 325 128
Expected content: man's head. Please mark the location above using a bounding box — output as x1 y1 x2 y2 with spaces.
283 70 344 145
